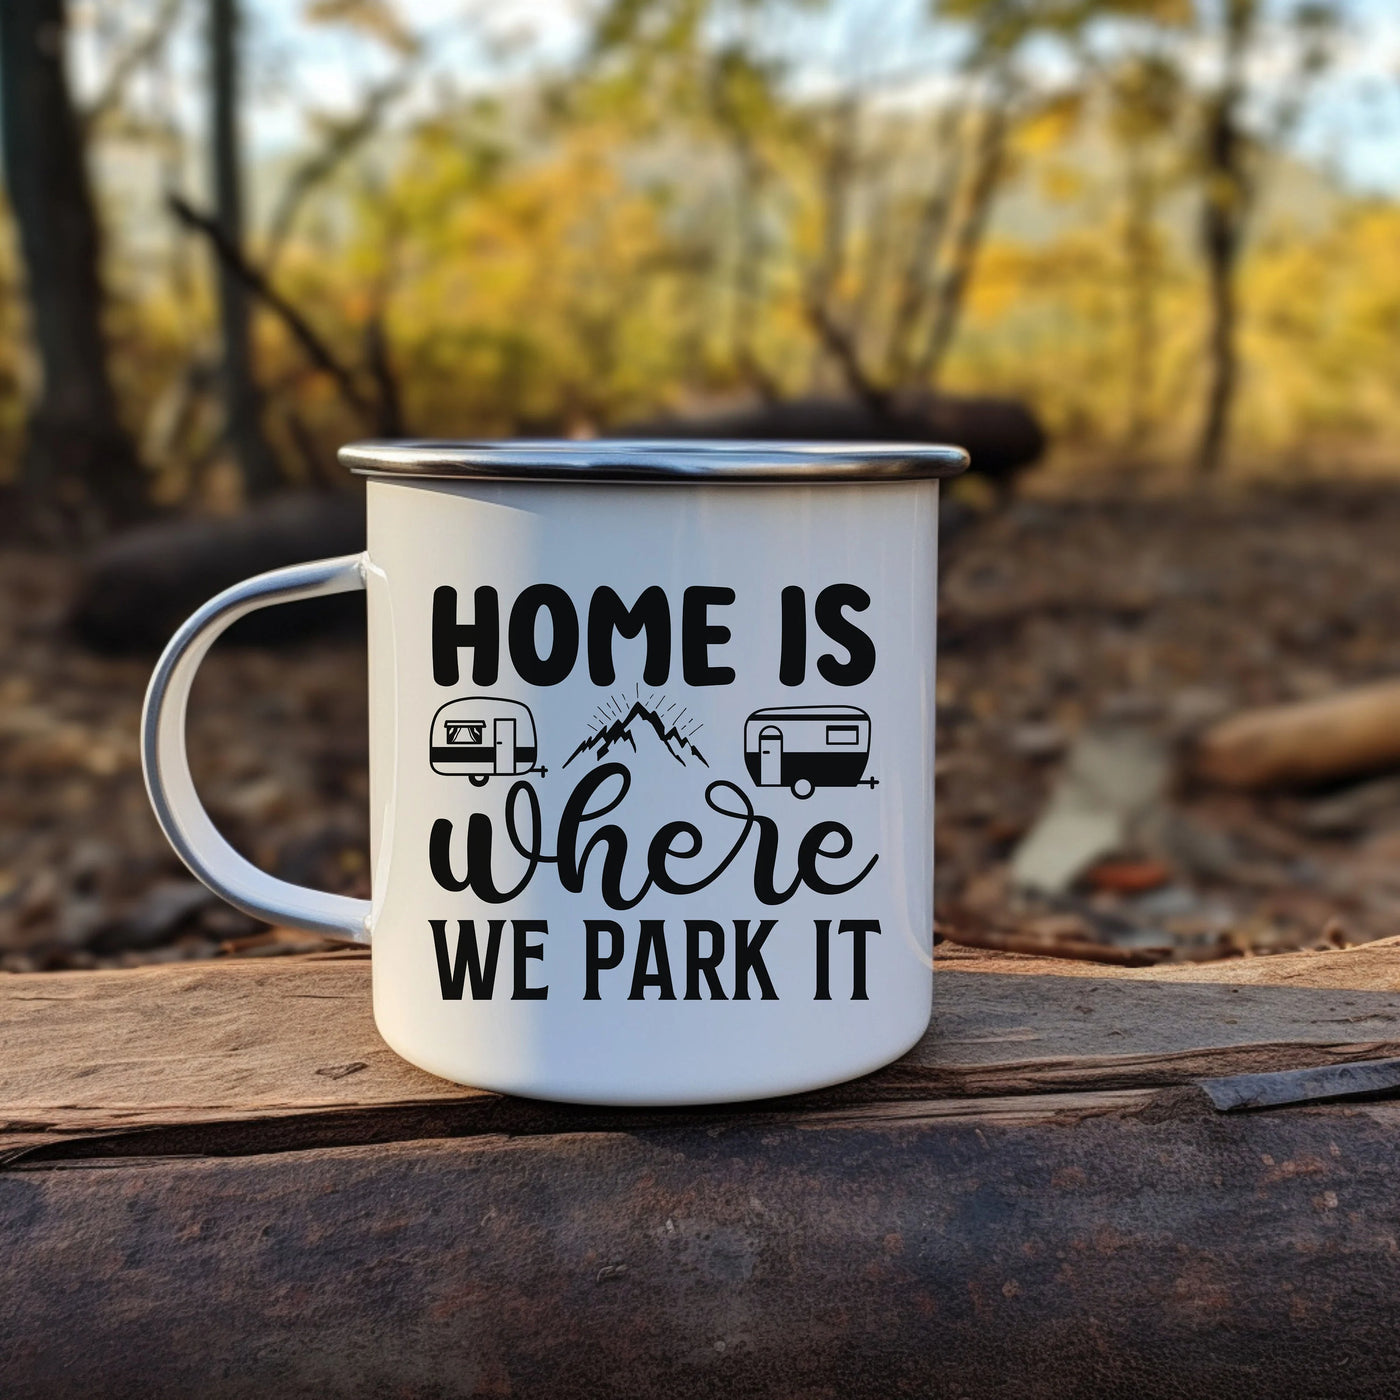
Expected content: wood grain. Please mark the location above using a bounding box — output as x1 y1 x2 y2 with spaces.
2 943 1400 1156
938 934 1400 988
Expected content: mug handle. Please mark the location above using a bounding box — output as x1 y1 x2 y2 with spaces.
140 553 373 943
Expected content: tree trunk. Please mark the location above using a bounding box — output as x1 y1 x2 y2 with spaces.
1195 0 1255 478
803 97 888 411
208 0 282 497
914 98 1008 391
1122 154 1159 452
0 0 146 536
728 138 779 403
884 102 963 387
1197 191 1239 478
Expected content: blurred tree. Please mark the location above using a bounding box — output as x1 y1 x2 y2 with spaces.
0 0 1383 494
167 0 420 481
901 0 1061 395
0 0 146 535
1192 0 1337 476
706 43 784 402
588 0 1190 414
80 0 184 134
887 0 1194 400
1195 0 1253 478
1103 51 1184 452
208 0 283 497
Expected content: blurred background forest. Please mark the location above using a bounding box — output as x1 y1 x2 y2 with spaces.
3 0 1398 522
5 0 1400 971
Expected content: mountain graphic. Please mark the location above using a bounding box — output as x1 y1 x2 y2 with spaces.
564 701 709 770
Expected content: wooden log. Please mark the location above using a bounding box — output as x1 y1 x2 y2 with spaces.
69 490 365 654
5 950 1400 1149
5 1097 1400 1398
1194 678 1400 789
4 945 1400 1397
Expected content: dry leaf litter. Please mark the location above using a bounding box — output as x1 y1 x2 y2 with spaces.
3 482 1400 970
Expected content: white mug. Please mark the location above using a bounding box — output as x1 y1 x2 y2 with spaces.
142 440 967 1105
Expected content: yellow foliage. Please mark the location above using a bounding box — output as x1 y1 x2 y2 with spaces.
1015 94 1084 156
1038 164 1085 204
8 64 1400 493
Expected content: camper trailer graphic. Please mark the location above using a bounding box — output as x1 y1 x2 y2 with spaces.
430 697 545 784
743 705 877 799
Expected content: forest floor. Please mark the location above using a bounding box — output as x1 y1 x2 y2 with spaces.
4 478 1400 971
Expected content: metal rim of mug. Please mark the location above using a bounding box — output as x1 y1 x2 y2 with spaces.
339 438 970 483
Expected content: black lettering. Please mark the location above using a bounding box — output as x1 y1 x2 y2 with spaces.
584 920 625 999
685 920 727 1001
628 920 676 1000
646 821 709 894
557 764 650 911
429 782 541 902
702 782 799 905
814 583 875 686
512 919 549 999
839 919 881 1000
588 586 671 685
432 586 499 686
799 823 878 896
430 918 505 1000
779 585 806 686
428 823 469 892
682 586 736 686
429 772 878 915
733 918 778 1000
508 584 579 686
702 781 878 906
814 918 832 1000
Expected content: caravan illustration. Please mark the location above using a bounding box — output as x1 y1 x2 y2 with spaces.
430 697 546 784
743 705 877 799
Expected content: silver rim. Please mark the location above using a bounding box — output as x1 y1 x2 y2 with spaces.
339 438 969 484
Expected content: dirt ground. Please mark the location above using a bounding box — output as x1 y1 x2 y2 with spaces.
4 479 1400 971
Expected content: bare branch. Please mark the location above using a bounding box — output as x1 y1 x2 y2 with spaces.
82 0 184 132
280 404 344 489
885 101 964 386
804 95 888 407
723 132 779 402
305 0 419 57
362 315 405 437
913 93 1011 389
803 297 888 413
262 71 413 273
807 96 859 325
167 192 378 425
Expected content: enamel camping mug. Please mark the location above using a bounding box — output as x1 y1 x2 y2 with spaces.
142 439 968 1104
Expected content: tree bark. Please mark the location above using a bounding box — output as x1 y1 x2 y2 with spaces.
0 0 146 535
208 0 282 497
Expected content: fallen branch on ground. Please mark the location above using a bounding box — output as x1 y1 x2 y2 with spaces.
1195 679 1400 790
